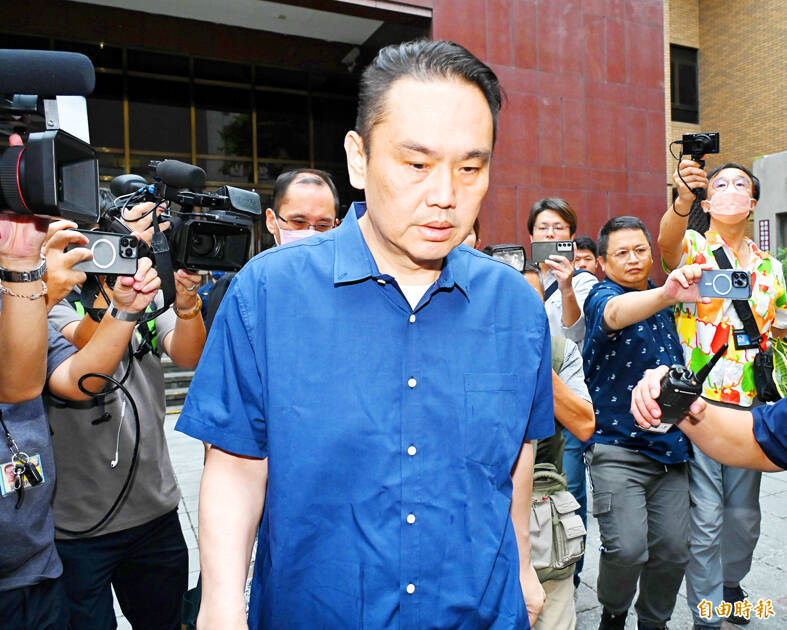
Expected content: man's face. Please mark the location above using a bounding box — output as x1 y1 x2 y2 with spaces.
530 210 573 243
265 180 337 244
706 168 754 201
574 249 598 274
600 229 652 289
344 77 493 271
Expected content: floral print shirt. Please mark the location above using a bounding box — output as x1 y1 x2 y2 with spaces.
670 230 787 407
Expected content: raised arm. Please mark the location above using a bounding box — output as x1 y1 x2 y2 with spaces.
631 366 781 472
603 264 706 332
161 269 207 369
0 215 50 402
552 371 594 441
659 158 707 271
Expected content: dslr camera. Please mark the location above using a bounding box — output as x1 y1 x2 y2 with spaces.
0 50 99 223
106 160 262 272
680 132 720 169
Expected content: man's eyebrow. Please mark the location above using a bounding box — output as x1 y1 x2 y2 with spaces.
397 142 491 162
461 149 492 162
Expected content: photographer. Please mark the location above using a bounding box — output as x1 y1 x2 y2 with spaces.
0 214 161 630
658 159 787 629
45 201 206 630
583 216 706 630
631 367 786 472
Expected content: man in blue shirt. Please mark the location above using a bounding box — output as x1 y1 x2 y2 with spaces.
631 367 787 472
583 216 706 630
176 40 554 629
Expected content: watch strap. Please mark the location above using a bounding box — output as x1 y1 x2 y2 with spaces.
0 256 46 283
108 302 143 322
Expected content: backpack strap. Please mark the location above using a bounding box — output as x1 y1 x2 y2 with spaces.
543 268 594 302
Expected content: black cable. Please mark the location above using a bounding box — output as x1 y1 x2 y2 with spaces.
670 140 697 217
54 371 140 537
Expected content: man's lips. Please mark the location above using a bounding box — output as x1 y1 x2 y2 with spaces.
418 222 454 241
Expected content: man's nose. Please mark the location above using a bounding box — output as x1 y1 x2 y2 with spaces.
425 165 456 209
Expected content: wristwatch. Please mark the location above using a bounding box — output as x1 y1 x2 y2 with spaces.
0 256 47 283
108 302 144 322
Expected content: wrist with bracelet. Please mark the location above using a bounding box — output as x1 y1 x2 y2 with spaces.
0 255 48 300
107 301 144 322
175 294 202 320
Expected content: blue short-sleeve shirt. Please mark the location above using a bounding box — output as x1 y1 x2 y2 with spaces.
176 202 554 629
751 401 787 469
583 280 691 464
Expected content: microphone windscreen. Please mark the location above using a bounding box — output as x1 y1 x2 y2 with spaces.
156 160 206 190
110 174 148 197
0 50 95 96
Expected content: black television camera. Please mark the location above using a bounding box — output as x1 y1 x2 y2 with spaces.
0 50 99 224
647 344 728 433
106 160 262 273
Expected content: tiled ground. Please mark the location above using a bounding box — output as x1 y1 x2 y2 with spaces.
117 414 787 629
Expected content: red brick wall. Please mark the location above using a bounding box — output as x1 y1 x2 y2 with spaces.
432 0 667 261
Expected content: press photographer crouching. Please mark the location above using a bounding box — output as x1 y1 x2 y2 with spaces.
0 213 163 630
44 196 207 630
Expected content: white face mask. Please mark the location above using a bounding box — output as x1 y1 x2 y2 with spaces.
275 227 318 246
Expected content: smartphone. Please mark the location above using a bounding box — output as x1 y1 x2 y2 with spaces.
531 240 574 264
698 269 752 300
66 229 139 276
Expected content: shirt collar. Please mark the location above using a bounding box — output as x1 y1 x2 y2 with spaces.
706 231 761 264
333 202 469 298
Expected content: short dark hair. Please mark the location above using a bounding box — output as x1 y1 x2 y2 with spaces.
272 169 340 216
356 39 502 153
598 216 652 258
574 236 597 257
527 198 578 236
707 162 760 201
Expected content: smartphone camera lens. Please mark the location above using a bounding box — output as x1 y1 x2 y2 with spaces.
732 272 748 288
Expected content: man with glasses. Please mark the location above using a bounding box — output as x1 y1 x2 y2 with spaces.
658 161 787 630
264 169 340 246
204 169 341 331
582 216 707 630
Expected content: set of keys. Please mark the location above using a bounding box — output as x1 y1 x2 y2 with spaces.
11 451 44 509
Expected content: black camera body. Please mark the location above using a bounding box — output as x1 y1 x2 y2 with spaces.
681 132 720 168
1 51 99 224
106 163 262 272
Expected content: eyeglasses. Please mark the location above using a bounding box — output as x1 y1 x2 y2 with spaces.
609 245 651 262
276 214 334 232
533 223 570 235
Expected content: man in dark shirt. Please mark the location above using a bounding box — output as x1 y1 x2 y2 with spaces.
583 216 706 630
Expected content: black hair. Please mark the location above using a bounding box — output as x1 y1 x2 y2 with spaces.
573 235 597 257
598 216 652 258
527 198 578 236
356 39 502 153
707 162 760 201
98 187 115 220
272 169 340 216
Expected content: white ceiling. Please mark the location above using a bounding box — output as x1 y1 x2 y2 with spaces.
67 0 384 45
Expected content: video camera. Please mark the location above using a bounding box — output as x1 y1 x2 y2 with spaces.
105 159 262 272
0 50 99 224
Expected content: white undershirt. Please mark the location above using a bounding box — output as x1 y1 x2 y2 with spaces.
400 284 431 309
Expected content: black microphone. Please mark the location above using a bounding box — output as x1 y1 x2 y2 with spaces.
0 50 95 96
155 160 206 190
110 174 148 197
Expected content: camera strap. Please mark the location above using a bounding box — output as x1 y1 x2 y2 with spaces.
712 247 766 352
138 205 176 324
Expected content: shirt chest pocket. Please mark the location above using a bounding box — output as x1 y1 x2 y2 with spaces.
464 373 519 466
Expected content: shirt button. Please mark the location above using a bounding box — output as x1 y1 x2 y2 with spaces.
406 583 416 594
407 445 417 456
409 314 416 323
406 513 416 524
407 377 417 388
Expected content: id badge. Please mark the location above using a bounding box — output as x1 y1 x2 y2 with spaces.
0 453 45 497
733 329 760 351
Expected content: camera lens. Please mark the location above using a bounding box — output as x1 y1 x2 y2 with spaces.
124 248 134 258
191 232 219 258
732 272 748 288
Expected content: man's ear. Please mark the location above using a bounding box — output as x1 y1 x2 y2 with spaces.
344 131 367 191
598 256 606 273
265 208 277 236
700 199 711 214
